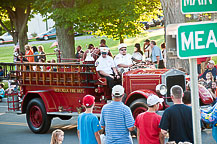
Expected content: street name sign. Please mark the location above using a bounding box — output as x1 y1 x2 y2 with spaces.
181 0 217 14
177 22 217 59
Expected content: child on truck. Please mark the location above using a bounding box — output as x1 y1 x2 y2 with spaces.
77 95 101 144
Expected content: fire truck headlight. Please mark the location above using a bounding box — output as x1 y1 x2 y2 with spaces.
156 84 167 95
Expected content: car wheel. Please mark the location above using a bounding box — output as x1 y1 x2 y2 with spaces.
44 36 49 40
0 39 4 45
26 98 52 134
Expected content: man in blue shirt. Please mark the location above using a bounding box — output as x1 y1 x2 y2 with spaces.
100 85 135 144
150 41 165 69
77 95 101 144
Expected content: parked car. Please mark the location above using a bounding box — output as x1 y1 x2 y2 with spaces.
141 20 156 30
36 28 56 40
0 32 33 44
36 28 83 41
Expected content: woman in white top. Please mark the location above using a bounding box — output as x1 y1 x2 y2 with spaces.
132 43 143 63
83 44 95 61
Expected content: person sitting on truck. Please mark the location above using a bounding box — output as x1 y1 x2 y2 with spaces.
95 47 120 90
98 39 113 58
38 45 46 62
114 43 133 73
75 45 84 59
32 46 39 62
83 44 95 62
132 43 143 63
25 45 34 62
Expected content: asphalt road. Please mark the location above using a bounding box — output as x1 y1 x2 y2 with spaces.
0 35 94 48
0 101 216 144
0 28 159 48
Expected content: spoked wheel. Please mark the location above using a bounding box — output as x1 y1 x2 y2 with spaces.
26 98 52 133
130 98 148 119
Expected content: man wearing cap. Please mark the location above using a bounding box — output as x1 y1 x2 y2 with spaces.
77 95 101 144
150 40 165 69
95 48 120 90
114 43 133 73
159 85 193 143
100 85 135 143
135 95 164 144
199 60 216 81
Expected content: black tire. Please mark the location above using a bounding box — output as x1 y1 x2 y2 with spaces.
59 116 72 120
122 94 127 103
129 98 148 136
26 98 52 134
0 39 4 45
44 36 49 40
129 98 148 119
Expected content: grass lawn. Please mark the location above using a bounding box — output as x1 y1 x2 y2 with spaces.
0 29 165 63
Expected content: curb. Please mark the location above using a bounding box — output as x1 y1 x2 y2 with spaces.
2 98 7 103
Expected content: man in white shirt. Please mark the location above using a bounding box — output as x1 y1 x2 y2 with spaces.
143 39 152 59
95 48 120 89
114 43 133 73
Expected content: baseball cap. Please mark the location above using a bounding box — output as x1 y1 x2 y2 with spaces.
83 95 95 107
147 95 164 106
118 43 127 50
112 85 125 97
208 60 215 65
100 47 109 54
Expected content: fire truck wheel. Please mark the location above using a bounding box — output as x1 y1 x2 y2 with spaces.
129 98 148 119
59 116 72 120
26 98 52 134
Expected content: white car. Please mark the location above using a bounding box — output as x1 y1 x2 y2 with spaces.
0 32 33 44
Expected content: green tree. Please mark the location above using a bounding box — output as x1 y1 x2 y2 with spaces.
35 0 161 58
93 0 161 43
0 0 34 52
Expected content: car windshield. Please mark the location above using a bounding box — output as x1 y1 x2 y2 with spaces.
2 32 10 36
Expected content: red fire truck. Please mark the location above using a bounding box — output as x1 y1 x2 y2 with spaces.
0 62 214 134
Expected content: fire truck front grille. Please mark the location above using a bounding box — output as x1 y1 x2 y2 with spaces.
166 75 185 102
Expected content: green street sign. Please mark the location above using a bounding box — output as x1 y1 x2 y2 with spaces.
177 22 217 59
181 0 217 14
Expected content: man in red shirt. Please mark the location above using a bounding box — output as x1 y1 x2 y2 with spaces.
135 95 164 144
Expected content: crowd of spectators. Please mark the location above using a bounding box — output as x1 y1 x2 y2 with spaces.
75 85 195 144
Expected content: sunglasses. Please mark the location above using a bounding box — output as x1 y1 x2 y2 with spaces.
120 49 127 51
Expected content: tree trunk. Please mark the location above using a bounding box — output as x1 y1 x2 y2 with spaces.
56 25 75 61
14 7 29 52
160 0 190 73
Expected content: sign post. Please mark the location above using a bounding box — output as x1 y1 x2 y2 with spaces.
189 58 202 144
177 21 217 144
179 1 217 143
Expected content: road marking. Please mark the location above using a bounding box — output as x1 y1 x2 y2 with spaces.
0 121 27 126
0 113 5 116
52 124 77 130
0 106 8 108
